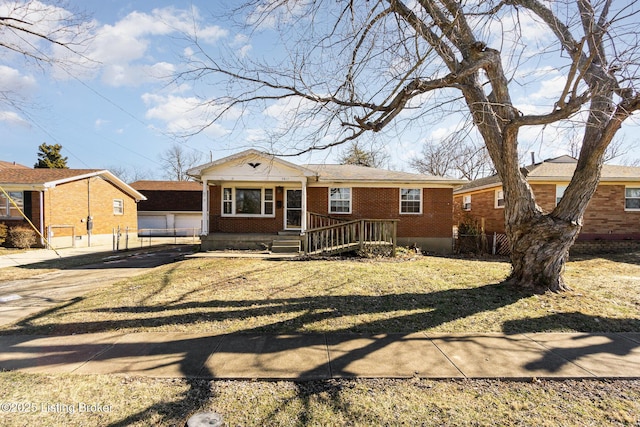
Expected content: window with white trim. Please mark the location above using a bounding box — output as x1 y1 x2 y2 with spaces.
113 199 124 215
329 187 351 214
0 191 23 218
556 185 567 206
495 189 505 208
222 187 275 216
400 188 422 214
462 195 471 211
625 187 640 210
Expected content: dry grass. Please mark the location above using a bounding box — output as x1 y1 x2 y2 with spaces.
4 253 639 335
1 251 639 426
0 372 638 426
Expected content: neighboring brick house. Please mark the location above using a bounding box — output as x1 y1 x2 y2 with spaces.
130 180 202 236
187 149 466 253
0 164 146 248
453 156 640 253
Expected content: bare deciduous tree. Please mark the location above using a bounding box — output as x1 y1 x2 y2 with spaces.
410 129 495 180
0 1 93 113
179 0 640 293
160 143 202 181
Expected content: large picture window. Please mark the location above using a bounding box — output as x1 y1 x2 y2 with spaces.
626 187 640 210
329 187 351 214
222 187 275 216
400 188 422 214
0 191 23 218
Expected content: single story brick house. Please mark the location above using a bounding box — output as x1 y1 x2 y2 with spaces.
0 162 146 248
187 149 466 254
130 180 202 236
453 156 640 253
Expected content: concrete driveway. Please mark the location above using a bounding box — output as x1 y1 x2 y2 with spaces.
0 246 195 326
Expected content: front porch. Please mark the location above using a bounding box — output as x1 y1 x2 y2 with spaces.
201 213 398 256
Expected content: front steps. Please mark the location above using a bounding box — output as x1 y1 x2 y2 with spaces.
271 238 302 254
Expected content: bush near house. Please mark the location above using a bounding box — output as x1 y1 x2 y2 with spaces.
8 226 36 249
0 223 7 246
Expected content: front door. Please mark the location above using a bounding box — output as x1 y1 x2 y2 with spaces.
285 189 302 230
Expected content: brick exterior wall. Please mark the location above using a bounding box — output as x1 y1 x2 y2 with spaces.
453 188 505 234
308 187 453 238
454 183 640 241
44 177 138 240
0 191 41 232
209 185 285 234
210 184 454 239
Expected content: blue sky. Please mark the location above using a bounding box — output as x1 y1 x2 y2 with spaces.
1 0 639 180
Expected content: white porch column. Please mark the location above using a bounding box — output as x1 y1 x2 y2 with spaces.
201 180 209 235
301 179 307 233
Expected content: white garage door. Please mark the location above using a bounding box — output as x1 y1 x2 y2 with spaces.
138 215 167 231
175 214 201 236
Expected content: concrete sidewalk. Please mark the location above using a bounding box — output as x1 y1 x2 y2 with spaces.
0 332 638 380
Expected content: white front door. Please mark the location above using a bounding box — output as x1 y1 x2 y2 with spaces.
285 189 302 230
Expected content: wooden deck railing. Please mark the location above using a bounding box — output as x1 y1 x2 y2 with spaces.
306 212 350 229
304 218 398 256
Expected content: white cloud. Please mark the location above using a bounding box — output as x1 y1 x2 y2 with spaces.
100 61 176 87
142 92 240 137
0 111 30 127
73 6 228 86
94 118 108 129
0 66 37 93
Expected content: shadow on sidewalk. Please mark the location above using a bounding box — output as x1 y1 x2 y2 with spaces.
503 313 640 373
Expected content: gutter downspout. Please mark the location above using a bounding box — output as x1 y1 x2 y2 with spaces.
39 190 45 247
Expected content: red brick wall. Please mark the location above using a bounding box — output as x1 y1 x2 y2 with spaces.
209 185 284 233
209 185 453 238
306 186 452 238
580 184 640 239
44 177 138 237
454 183 640 240
454 189 505 234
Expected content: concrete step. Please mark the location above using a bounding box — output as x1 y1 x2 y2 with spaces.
271 239 301 253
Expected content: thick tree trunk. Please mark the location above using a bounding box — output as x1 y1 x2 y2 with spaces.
507 214 581 293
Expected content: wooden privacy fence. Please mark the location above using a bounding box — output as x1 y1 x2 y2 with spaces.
304 219 398 256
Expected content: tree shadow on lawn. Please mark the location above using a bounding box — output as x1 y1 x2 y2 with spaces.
1 282 638 426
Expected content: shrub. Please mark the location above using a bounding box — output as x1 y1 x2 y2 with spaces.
0 223 7 246
8 226 37 249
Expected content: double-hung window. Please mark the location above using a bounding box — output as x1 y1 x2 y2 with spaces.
222 187 274 216
329 188 351 214
400 188 422 214
0 191 23 218
495 189 505 208
625 187 640 210
462 195 471 211
113 199 124 215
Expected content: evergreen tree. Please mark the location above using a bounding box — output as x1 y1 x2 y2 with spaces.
34 143 69 169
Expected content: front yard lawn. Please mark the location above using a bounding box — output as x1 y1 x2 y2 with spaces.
1 252 639 426
4 253 639 335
